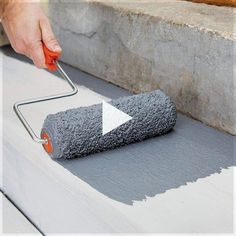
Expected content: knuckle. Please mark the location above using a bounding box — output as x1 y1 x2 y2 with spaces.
45 36 57 45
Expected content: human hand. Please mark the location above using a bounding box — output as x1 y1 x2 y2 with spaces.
1 0 61 68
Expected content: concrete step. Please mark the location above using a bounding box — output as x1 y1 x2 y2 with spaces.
1 192 41 234
2 46 235 234
48 0 236 135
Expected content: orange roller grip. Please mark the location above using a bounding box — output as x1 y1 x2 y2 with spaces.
43 44 61 71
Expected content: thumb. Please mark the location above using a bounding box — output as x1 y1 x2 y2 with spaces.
40 18 62 53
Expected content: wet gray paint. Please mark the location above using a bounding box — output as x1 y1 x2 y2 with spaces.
57 114 235 205
42 90 177 159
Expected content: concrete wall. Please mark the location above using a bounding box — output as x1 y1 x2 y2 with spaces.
48 0 236 135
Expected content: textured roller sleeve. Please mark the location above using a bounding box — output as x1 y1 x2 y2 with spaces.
41 90 177 159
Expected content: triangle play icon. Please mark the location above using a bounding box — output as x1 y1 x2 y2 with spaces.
102 101 132 135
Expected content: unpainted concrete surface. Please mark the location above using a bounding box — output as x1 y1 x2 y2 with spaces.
48 0 236 135
1 192 40 234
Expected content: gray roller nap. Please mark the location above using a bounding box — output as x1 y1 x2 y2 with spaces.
41 90 177 159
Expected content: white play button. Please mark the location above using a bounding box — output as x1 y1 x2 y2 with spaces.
102 101 132 135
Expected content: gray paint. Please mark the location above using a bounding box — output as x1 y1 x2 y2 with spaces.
42 90 177 159
56 113 235 205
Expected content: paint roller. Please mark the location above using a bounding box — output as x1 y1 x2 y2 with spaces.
14 45 177 159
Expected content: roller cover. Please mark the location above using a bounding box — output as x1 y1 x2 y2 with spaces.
41 90 177 159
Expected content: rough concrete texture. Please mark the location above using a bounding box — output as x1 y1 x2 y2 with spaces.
48 0 236 135
42 90 177 159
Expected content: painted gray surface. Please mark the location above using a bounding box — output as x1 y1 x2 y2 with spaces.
43 90 176 159
48 0 236 135
2 46 235 233
56 113 234 205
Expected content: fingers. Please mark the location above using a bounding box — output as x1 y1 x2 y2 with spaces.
28 40 46 69
3 22 46 69
1 0 61 69
40 19 62 53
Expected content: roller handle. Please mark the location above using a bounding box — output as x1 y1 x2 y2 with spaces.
13 45 78 146
43 44 61 71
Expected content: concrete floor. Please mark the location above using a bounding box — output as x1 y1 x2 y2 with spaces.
0 192 40 234
1 46 235 234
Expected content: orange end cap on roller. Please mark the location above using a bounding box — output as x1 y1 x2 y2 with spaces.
41 131 53 154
